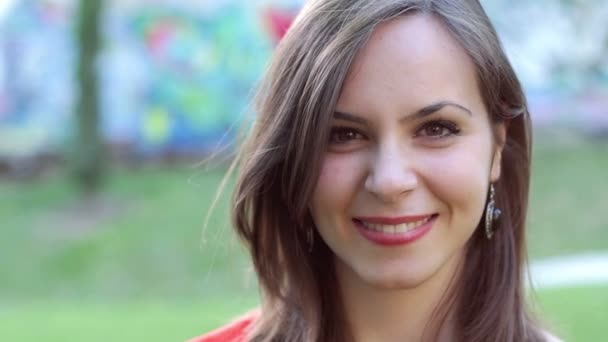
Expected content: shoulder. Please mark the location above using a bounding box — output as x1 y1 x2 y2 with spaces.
187 309 260 342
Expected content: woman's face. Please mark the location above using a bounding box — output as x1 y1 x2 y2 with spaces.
309 14 504 290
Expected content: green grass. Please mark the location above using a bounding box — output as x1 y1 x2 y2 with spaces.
0 287 605 342
535 285 608 342
1 166 251 300
0 298 259 342
0 138 606 341
528 139 608 258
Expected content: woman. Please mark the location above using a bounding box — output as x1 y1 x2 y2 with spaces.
192 0 560 341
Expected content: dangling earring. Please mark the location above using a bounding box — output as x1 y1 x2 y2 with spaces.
306 226 314 253
485 184 502 239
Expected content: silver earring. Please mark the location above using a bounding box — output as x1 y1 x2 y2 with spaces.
306 226 314 253
485 184 502 239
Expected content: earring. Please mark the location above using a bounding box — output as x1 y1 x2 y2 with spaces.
485 184 502 239
306 226 314 253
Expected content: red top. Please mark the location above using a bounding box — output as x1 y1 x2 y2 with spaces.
187 310 259 342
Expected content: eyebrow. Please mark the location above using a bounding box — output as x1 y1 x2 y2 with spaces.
333 100 472 125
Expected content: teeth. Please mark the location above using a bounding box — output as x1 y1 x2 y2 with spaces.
361 217 431 234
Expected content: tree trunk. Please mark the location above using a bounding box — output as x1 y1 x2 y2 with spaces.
73 0 104 193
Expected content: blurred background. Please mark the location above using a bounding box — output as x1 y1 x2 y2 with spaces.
0 0 606 341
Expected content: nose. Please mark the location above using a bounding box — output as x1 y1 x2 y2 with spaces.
364 145 418 203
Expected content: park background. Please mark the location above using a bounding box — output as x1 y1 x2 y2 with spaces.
0 0 607 341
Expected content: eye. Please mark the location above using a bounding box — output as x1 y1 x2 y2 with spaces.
328 127 365 144
415 120 461 139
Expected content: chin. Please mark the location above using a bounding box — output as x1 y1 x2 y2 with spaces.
360 268 434 290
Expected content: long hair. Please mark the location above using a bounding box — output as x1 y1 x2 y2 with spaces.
229 0 543 341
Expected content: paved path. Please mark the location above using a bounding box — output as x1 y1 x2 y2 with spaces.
530 252 608 289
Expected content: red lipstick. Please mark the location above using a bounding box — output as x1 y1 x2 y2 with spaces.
354 215 432 225
353 214 437 246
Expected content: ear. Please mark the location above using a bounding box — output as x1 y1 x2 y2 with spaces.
490 122 507 182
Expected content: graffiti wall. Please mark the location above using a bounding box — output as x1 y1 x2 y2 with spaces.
102 1 288 156
0 0 302 162
0 0 606 165
0 0 74 161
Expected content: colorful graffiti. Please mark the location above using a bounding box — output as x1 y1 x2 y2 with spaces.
103 3 276 155
0 0 301 163
0 0 606 167
0 0 74 162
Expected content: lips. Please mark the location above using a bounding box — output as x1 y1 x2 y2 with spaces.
358 216 433 233
354 214 436 225
353 214 438 246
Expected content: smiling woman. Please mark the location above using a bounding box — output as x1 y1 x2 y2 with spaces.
191 1 560 341
313 13 503 297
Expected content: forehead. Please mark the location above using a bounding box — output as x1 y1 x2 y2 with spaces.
337 13 482 114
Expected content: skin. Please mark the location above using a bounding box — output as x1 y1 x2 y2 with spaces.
309 14 505 341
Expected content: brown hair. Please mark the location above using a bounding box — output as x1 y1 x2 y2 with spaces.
228 0 545 341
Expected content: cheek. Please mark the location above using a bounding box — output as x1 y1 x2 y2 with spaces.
420 143 492 215
311 154 365 218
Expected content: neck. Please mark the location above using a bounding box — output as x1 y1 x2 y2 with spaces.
337 252 464 342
